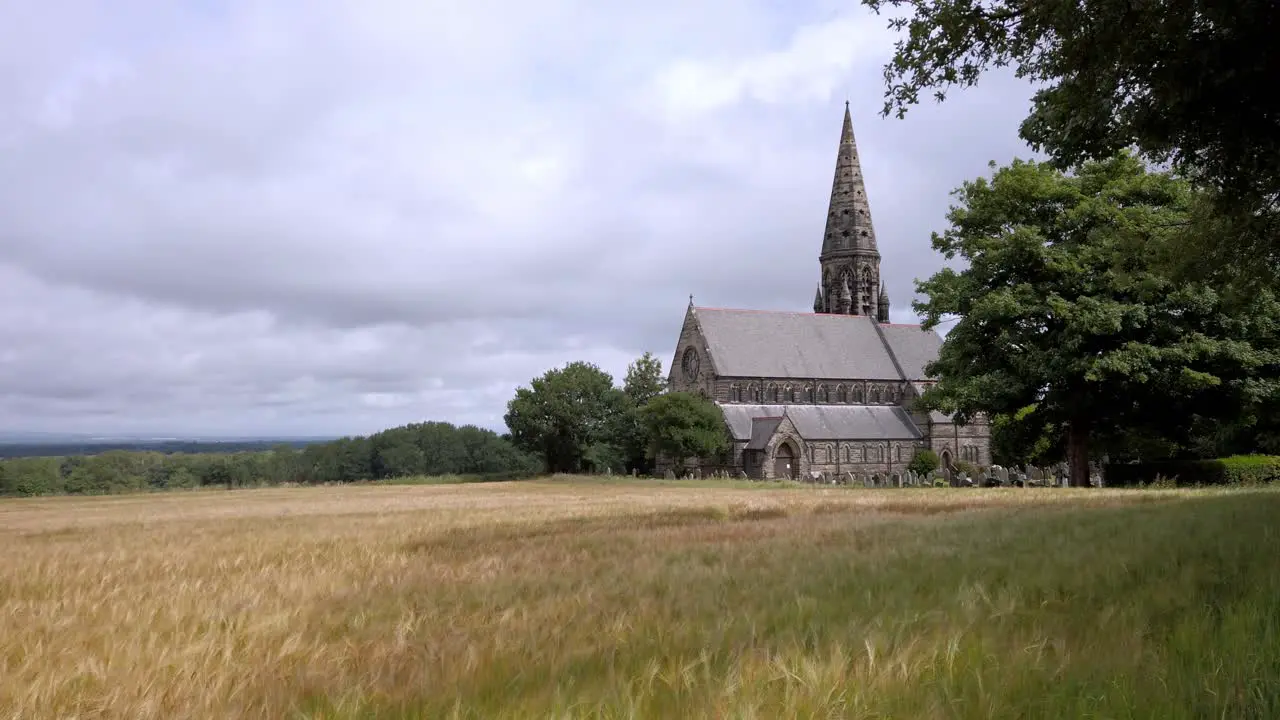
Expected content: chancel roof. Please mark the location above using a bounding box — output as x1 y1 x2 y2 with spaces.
693 307 942 381
721 404 923 442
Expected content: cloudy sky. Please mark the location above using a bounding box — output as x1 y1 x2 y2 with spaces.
0 0 1037 438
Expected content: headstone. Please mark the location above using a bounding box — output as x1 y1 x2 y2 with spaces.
738 471 749 479
664 469 676 480
863 474 874 488
891 472 902 487
842 472 855 486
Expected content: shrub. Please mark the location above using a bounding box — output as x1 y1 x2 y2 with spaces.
953 460 978 477
1104 455 1280 487
907 449 940 475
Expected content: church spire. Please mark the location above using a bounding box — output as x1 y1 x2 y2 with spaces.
820 101 878 259
813 283 824 313
878 282 890 323
815 102 884 318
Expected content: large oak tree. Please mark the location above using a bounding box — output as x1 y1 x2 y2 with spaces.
915 153 1280 486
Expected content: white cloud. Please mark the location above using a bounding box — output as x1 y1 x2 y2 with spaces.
647 14 892 122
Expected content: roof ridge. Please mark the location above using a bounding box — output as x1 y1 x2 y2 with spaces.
872 321 908 381
695 305 922 326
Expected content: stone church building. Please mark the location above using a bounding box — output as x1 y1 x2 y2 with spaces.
663 103 991 480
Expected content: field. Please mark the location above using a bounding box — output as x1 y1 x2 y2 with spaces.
3 478 1278 718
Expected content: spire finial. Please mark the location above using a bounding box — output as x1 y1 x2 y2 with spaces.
688 293 694 306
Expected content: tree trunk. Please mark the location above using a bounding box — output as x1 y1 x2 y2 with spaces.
1066 418 1091 488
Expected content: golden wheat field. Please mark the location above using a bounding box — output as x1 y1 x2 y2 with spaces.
3 478 1278 719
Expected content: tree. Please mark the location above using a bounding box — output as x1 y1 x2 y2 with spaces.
623 351 665 405
862 0 1280 271
914 153 1280 487
906 448 940 475
504 361 628 474
639 391 728 470
989 404 1062 467
617 351 667 474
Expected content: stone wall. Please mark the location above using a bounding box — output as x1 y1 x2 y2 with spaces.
927 416 992 468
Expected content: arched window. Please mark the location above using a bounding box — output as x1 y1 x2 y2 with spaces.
746 383 760 402
816 385 828 403
729 384 741 402
836 385 847 403
852 386 864 403
767 384 779 403
802 385 814 402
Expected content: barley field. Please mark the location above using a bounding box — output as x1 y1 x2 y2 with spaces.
2 477 1278 718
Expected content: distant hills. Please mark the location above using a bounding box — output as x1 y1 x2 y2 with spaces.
0 432 338 459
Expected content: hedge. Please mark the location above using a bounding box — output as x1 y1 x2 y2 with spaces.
1103 455 1280 487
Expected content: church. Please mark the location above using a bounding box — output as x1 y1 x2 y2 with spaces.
662 103 991 480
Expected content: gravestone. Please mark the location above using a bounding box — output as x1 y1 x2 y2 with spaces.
664 469 676 480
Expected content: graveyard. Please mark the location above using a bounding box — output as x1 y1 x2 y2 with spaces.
668 462 1089 488
4 476 1278 718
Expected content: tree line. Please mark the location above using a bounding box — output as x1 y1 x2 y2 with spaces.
0 352 728 497
0 421 540 496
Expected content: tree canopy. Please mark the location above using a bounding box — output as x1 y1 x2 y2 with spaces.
914 153 1280 485
504 361 629 474
863 0 1280 273
639 391 728 469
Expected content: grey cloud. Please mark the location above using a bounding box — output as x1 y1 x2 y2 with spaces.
0 1 1036 436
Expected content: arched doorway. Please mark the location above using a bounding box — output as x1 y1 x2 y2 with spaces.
773 442 798 480
940 449 953 485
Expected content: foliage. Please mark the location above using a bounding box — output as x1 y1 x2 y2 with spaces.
1106 454 1280 487
989 404 1061 466
914 153 1280 486
504 361 628 474
639 392 729 469
906 448 939 475
0 421 539 497
617 351 667 474
862 0 1280 274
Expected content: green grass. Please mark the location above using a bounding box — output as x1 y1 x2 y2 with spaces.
317 489 1280 718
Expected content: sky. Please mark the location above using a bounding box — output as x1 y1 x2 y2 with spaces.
0 0 1038 438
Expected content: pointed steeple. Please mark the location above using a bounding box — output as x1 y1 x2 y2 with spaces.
813 283 824 313
877 282 890 323
820 101 878 259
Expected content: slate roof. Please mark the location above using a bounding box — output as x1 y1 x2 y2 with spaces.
877 324 944 380
694 308 914 380
746 416 784 450
721 404 923 441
